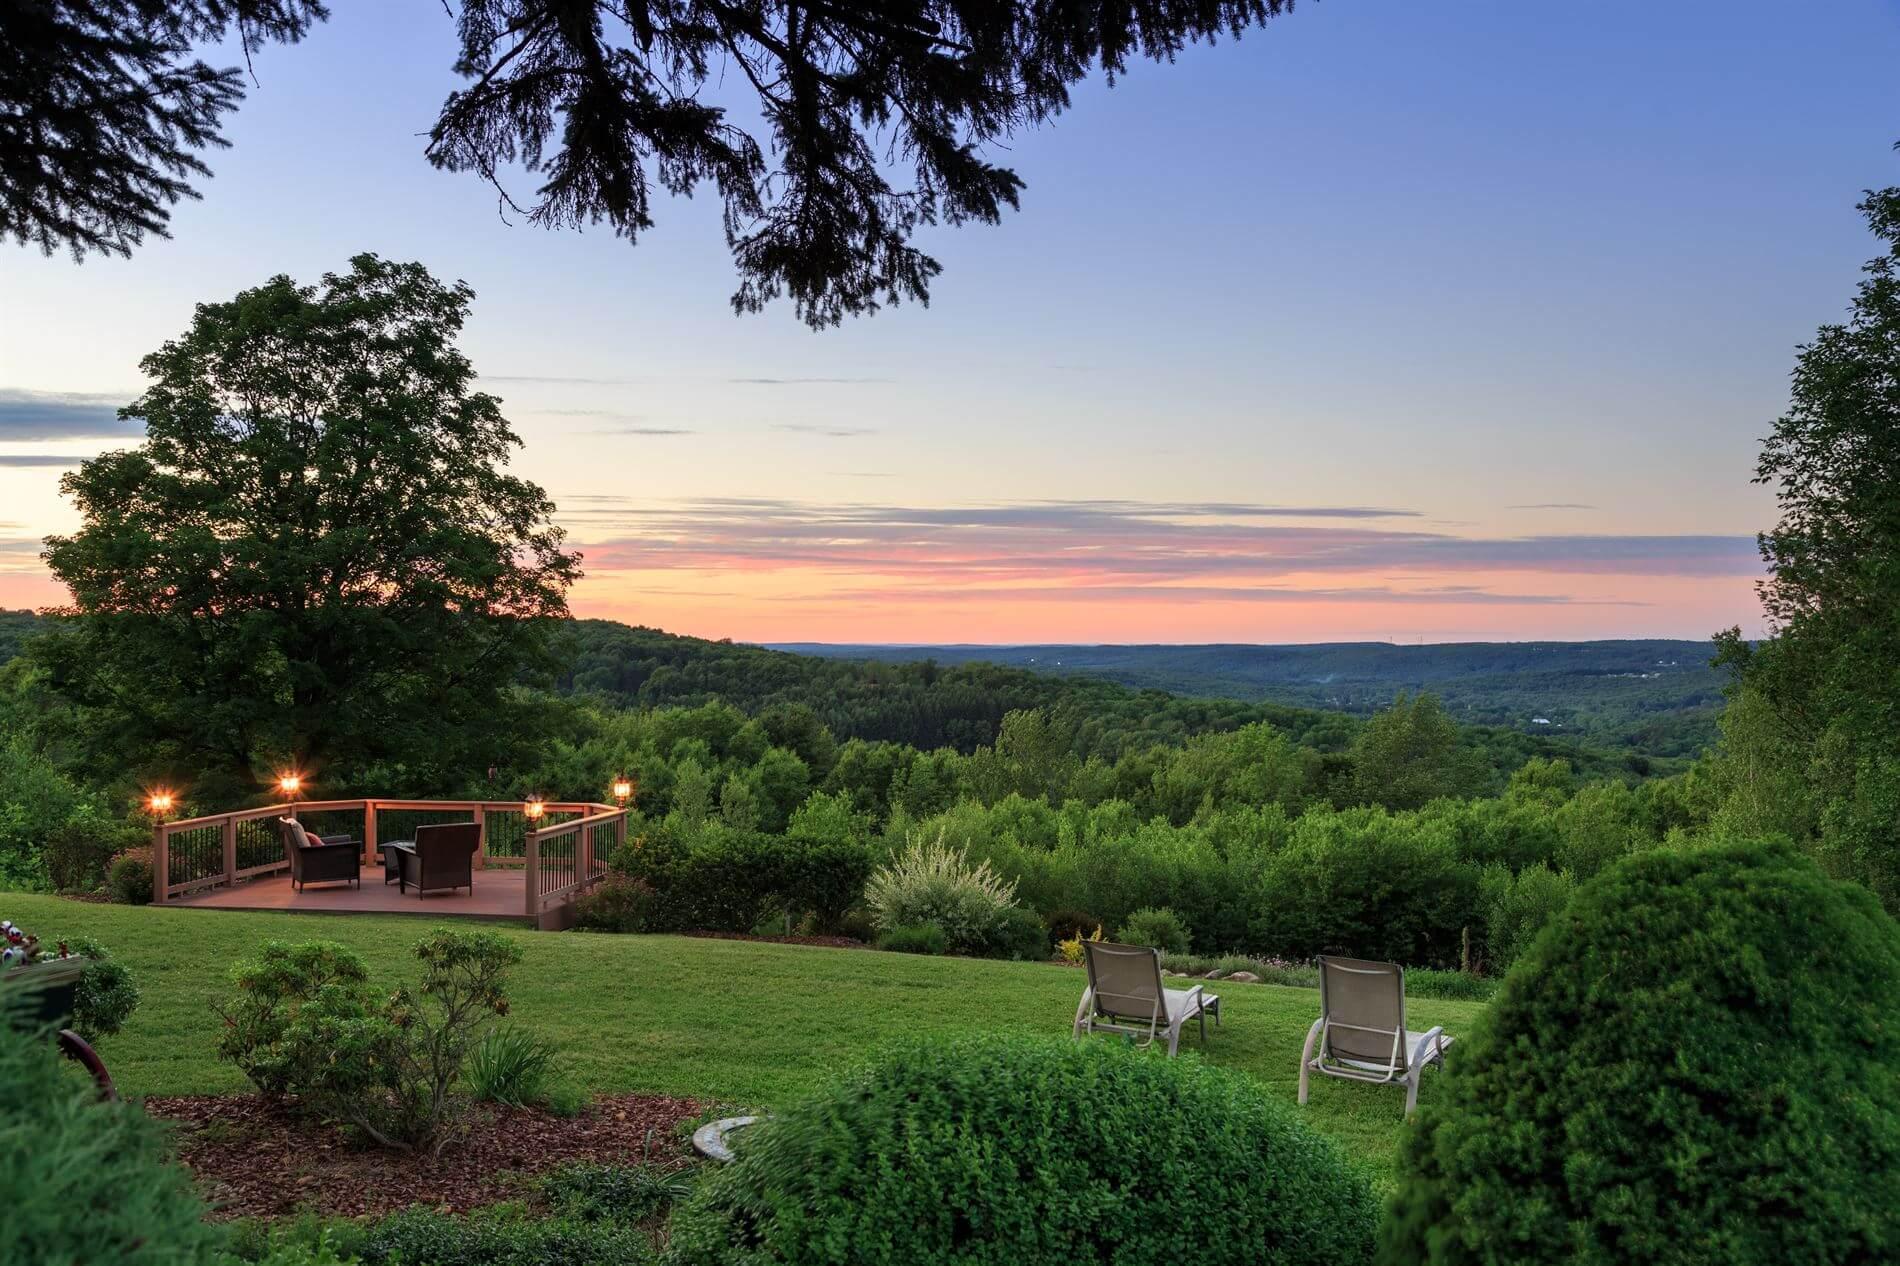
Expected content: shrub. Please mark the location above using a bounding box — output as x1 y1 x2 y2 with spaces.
1116 905 1192 954
1382 839 1900 1266
0 995 221 1263
667 1033 1379 1266
355 1206 653 1265
875 922 947 955
468 1026 557 1108
66 935 140 1039
1477 862 1574 973
1252 810 1479 967
107 847 154 904
539 1162 692 1224
780 838 874 934
864 831 1024 957
983 903 1050 960
44 814 142 892
216 930 526 1153
1041 906 1099 946
1056 923 1102 965
216 940 375 1093
573 874 654 933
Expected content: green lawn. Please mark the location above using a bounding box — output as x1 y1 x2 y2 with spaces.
3 892 1483 1177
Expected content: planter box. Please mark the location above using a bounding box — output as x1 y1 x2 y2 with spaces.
1 957 86 1029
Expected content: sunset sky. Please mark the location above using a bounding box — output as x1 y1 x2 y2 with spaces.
5 0 1899 644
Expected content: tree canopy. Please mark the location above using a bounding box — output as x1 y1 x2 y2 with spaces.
1717 185 1900 906
0 1 325 259
32 254 580 801
2 1 1292 324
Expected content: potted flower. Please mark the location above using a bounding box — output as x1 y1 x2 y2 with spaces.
0 920 138 1038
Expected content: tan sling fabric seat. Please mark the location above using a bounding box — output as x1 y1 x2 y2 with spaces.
1298 954 1453 1115
1072 940 1220 1057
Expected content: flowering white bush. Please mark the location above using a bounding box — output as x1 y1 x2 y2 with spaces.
865 832 1023 956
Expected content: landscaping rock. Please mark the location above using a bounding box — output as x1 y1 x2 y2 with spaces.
1225 971 1261 983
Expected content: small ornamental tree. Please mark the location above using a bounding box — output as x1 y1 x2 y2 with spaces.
1380 838 1900 1266
667 1033 1379 1266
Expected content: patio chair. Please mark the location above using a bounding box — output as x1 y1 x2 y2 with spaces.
387 822 480 897
1298 955 1453 1115
278 818 362 892
1072 940 1220 1057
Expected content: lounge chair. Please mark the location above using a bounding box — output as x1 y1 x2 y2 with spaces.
1072 940 1221 1057
1298 955 1452 1115
385 822 480 897
278 818 362 892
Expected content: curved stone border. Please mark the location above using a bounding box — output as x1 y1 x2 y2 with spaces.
690 1114 761 1163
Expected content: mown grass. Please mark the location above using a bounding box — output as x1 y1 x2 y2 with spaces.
3 893 1484 1177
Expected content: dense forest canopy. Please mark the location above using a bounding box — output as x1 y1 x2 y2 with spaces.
770 639 1726 755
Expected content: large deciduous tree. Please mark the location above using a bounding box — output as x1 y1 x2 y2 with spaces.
0 1 326 259
1717 185 1900 907
2 2 1293 324
33 254 581 802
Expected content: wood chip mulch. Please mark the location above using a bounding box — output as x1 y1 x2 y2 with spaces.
682 929 867 949
143 1093 703 1221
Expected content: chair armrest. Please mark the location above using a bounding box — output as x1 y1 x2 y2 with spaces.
314 835 360 848
1410 1025 1447 1066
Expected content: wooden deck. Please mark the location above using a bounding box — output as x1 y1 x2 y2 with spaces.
172 864 534 923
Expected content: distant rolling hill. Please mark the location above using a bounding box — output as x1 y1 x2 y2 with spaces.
765 640 1728 757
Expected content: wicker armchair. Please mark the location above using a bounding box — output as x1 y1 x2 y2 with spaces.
387 822 480 897
278 818 361 891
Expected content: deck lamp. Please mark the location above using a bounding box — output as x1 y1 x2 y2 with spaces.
147 791 174 818
611 777 633 805
277 773 302 798
524 799 545 821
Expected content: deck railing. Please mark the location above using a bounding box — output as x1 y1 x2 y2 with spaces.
152 798 623 922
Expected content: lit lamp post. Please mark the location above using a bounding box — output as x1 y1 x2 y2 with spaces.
146 791 175 820
277 773 303 801
611 777 634 807
524 799 545 822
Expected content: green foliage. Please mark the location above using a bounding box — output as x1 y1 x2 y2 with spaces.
108 847 155 904
864 831 1025 957
0 737 93 888
33 255 579 803
43 812 145 892
468 1025 558 1108
1382 838 1900 1266
1253 809 1480 967
65 935 140 1040
573 875 655 933
874 922 948 955
1350 693 1486 811
1718 186 1900 910
217 940 374 1093
1477 862 1574 973
623 823 870 935
356 1206 653 1265
539 1162 692 1225
216 931 524 1153
0 997 220 1262
666 1033 1379 1266
1116 905 1193 954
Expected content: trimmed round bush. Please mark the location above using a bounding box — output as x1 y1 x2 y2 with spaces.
667 1033 1378 1266
1381 838 1900 1266
1116 905 1192 954
107 848 154 905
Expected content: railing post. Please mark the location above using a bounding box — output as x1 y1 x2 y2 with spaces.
152 822 167 905
524 826 540 917
472 804 486 871
221 813 238 889
364 800 378 868
580 822 593 887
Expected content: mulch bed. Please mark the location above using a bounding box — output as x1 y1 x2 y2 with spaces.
682 930 867 949
144 1093 703 1220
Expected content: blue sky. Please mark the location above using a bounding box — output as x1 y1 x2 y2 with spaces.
3 0 1898 641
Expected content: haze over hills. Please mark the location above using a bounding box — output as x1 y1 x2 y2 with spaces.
766 639 1727 756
